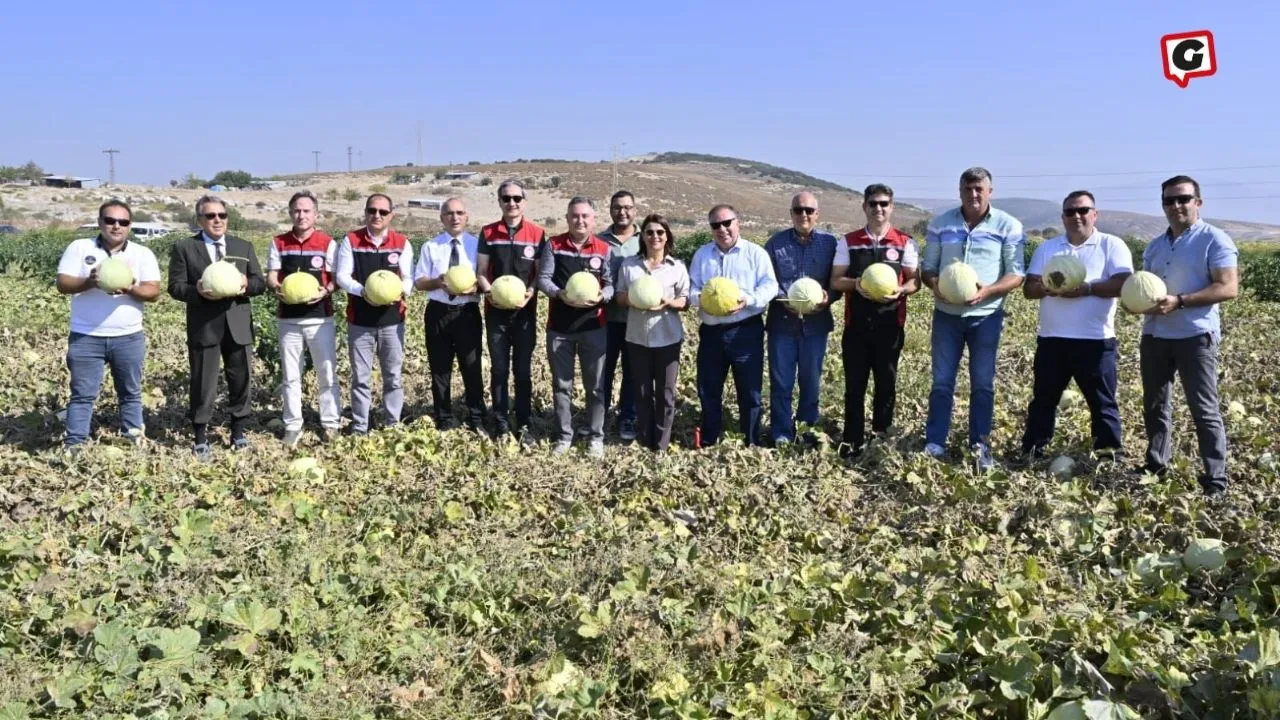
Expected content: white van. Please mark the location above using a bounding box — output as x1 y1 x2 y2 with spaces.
77 222 173 243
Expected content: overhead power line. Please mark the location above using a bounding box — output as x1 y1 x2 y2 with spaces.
812 164 1280 180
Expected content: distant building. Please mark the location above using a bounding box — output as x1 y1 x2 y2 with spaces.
442 171 479 181
43 175 103 189
407 197 446 210
249 180 288 190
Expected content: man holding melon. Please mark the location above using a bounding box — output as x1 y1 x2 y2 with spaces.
535 196 614 457
55 200 163 451
689 204 779 447
920 168 1025 470
167 195 266 458
413 197 486 432
334 193 414 435
1129 176 1239 496
266 191 341 446
829 184 920 457
764 191 838 447
1019 190 1132 460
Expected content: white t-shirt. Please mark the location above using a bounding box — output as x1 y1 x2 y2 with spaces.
1028 232 1133 340
57 238 162 337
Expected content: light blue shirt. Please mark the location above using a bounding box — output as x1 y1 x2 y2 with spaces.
689 239 779 325
1142 220 1238 339
922 206 1025 317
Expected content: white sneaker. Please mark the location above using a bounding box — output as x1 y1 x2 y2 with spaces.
552 440 572 456
924 443 945 458
587 440 604 459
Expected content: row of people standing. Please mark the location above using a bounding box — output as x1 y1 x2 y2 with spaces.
54 169 1239 496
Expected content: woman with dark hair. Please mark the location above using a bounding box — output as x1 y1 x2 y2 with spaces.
614 214 690 451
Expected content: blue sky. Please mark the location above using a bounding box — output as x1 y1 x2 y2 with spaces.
2 0 1276 222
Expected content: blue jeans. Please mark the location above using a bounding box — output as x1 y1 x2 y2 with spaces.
925 309 1004 449
697 316 765 446
65 331 146 445
767 330 829 442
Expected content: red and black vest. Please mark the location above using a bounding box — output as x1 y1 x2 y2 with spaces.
843 227 913 327
345 228 408 327
273 230 334 320
479 219 545 316
546 233 610 334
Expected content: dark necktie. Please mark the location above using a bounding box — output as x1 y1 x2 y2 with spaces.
215 241 225 261
449 238 460 268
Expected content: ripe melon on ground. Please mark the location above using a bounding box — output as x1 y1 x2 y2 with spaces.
938 262 979 304
701 277 742 316
490 275 526 310
1120 271 1167 313
563 271 601 305
364 270 403 306
281 272 321 304
628 274 664 310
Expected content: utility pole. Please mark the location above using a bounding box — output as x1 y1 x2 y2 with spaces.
358 150 363 168
102 148 119 186
416 121 424 166
610 143 626 194
312 150 321 173
347 146 353 173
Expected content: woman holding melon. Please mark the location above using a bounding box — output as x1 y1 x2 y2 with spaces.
615 214 689 452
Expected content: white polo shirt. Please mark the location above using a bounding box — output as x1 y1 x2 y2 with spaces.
1028 232 1133 340
56 237 162 337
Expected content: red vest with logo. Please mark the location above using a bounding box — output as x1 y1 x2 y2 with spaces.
345 228 408 327
546 233 610 334
479 219 545 316
843 227 913 327
273 230 334 320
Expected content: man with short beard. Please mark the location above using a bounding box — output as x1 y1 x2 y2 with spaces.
55 200 163 451
266 190 341 446
597 189 641 441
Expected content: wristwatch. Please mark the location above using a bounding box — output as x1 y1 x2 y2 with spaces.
1176 294 1186 309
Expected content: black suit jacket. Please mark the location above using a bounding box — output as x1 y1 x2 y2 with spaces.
167 233 266 347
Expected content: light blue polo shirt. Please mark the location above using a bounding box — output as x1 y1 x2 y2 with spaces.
1141 220 1238 339
689 239 779 326
922 206 1025 317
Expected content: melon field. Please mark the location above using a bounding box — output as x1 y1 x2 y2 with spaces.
1 231 1279 719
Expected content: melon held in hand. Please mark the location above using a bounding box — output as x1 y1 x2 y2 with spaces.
364 270 403 306
281 272 321 304
201 260 244 299
96 257 134 293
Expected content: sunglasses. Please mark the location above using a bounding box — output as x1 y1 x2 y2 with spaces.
709 218 736 230
365 208 392 217
500 195 525 204
644 228 667 237
790 206 816 216
101 217 132 227
201 212 228 220
1062 207 1095 217
866 200 892 208
1161 194 1196 207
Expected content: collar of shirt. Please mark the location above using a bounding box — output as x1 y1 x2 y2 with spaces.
602 224 638 243
364 227 387 244
505 219 523 236
288 228 315 244
1065 230 1101 248
202 231 225 244
1162 220 1205 245
863 225 890 244
96 234 128 255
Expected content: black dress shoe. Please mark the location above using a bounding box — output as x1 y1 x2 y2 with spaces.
1127 464 1167 478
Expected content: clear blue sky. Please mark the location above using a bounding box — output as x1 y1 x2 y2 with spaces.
3 0 1277 222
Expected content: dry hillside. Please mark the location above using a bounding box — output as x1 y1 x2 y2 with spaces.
0 158 929 239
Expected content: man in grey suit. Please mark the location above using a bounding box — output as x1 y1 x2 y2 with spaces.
167 195 266 459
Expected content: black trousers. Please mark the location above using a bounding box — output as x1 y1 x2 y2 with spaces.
1021 336 1122 454
425 301 486 425
842 320 904 451
188 330 252 432
629 340 682 451
485 305 537 432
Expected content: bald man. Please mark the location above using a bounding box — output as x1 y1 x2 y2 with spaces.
764 192 839 446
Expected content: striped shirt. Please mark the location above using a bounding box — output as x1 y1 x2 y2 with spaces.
689 238 779 326
922 206 1025 317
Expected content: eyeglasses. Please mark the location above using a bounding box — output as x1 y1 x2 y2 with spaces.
442 210 467 217
500 195 525 204
201 212 228 220
1062 207 1095 217
612 205 636 212
1161 194 1196 206
365 208 392 217
866 200 892 209
101 217 132 227
709 218 736 230
790 206 816 216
